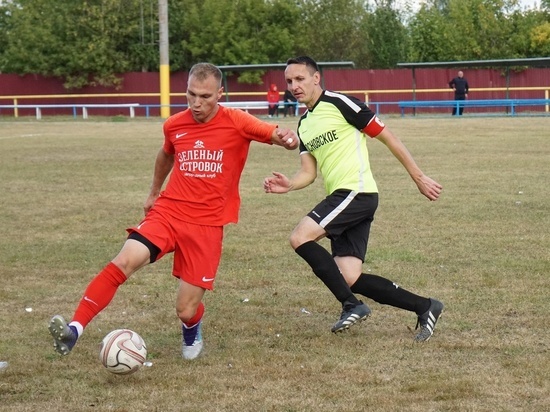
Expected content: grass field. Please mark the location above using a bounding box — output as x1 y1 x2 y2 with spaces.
0 116 548 411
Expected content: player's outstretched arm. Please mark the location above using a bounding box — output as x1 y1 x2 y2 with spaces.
263 171 291 194
411 173 443 201
271 128 299 150
264 153 317 194
375 128 442 201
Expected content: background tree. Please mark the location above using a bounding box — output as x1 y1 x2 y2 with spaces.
169 0 299 83
406 0 548 62
363 1 409 68
407 3 450 61
0 0 548 88
127 0 160 72
293 0 370 64
445 0 515 60
530 21 550 56
0 0 151 89
506 7 549 58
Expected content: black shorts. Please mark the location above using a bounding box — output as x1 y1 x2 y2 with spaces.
307 189 378 261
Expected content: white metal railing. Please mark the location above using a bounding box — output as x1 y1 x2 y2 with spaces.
0 103 139 119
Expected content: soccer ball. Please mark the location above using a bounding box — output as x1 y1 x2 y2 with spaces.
99 329 147 375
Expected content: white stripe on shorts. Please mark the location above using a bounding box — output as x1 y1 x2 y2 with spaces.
319 191 357 228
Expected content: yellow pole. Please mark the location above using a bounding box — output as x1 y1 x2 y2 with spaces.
159 0 170 119
160 63 170 119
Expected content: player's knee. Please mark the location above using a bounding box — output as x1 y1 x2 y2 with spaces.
176 300 201 324
289 233 304 250
110 257 132 276
176 307 196 324
111 254 144 276
290 229 317 250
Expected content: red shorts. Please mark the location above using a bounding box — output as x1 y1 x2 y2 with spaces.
127 207 223 290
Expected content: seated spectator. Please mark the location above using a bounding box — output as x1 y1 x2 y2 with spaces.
283 89 298 117
267 84 280 118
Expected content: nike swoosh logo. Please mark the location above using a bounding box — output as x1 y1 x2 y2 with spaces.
202 276 215 283
83 296 98 306
176 132 188 138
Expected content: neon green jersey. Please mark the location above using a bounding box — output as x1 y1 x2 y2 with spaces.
297 90 385 195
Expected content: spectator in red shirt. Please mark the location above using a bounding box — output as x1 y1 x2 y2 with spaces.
267 83 280 118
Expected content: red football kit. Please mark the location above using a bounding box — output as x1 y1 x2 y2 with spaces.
129 105 277 289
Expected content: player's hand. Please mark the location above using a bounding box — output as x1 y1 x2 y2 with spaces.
276 128 299 150
143 194 158 215
416 175 442 201
263 171 291 194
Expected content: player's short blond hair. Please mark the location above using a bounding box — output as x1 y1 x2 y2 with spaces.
189 63 222 87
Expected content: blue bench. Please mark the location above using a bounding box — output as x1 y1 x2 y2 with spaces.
398 99 550 116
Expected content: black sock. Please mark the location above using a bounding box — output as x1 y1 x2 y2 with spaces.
295 241 360 306
351 273 430 314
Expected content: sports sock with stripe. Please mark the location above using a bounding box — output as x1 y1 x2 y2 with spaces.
72 262 128 329
182 302 204 328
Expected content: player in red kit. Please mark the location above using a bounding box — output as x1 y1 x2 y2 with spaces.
49 63 298 360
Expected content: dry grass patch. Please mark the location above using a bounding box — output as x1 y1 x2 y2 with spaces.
0 116 548 411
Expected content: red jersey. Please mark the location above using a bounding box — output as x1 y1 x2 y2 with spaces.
155 105 276 226
267 90 279 104
267 83 280 104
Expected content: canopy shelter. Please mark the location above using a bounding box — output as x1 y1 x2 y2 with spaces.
397 57 550 100
217 62 355 101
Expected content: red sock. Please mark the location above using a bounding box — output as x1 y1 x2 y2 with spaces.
72 262 127 328
183 302 204 328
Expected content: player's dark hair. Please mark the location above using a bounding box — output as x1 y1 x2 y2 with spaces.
286 56 320 74
189 63 223 87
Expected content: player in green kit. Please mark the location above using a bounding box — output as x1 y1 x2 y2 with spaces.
264 56 444 341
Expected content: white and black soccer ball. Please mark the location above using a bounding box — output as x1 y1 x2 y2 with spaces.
99 329 147 375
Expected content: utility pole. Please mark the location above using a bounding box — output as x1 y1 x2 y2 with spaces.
158 0 170 118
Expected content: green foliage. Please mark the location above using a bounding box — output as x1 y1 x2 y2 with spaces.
0 0 156 89
406 0 549 62
530 22 550 56
408 5 450 61
169 0 300 83
507 8 550 58
294 0 370 64
0 0 548 87
364 3 409 68
448 0 513 59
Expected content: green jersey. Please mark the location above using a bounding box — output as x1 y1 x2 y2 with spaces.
297 90 385 195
